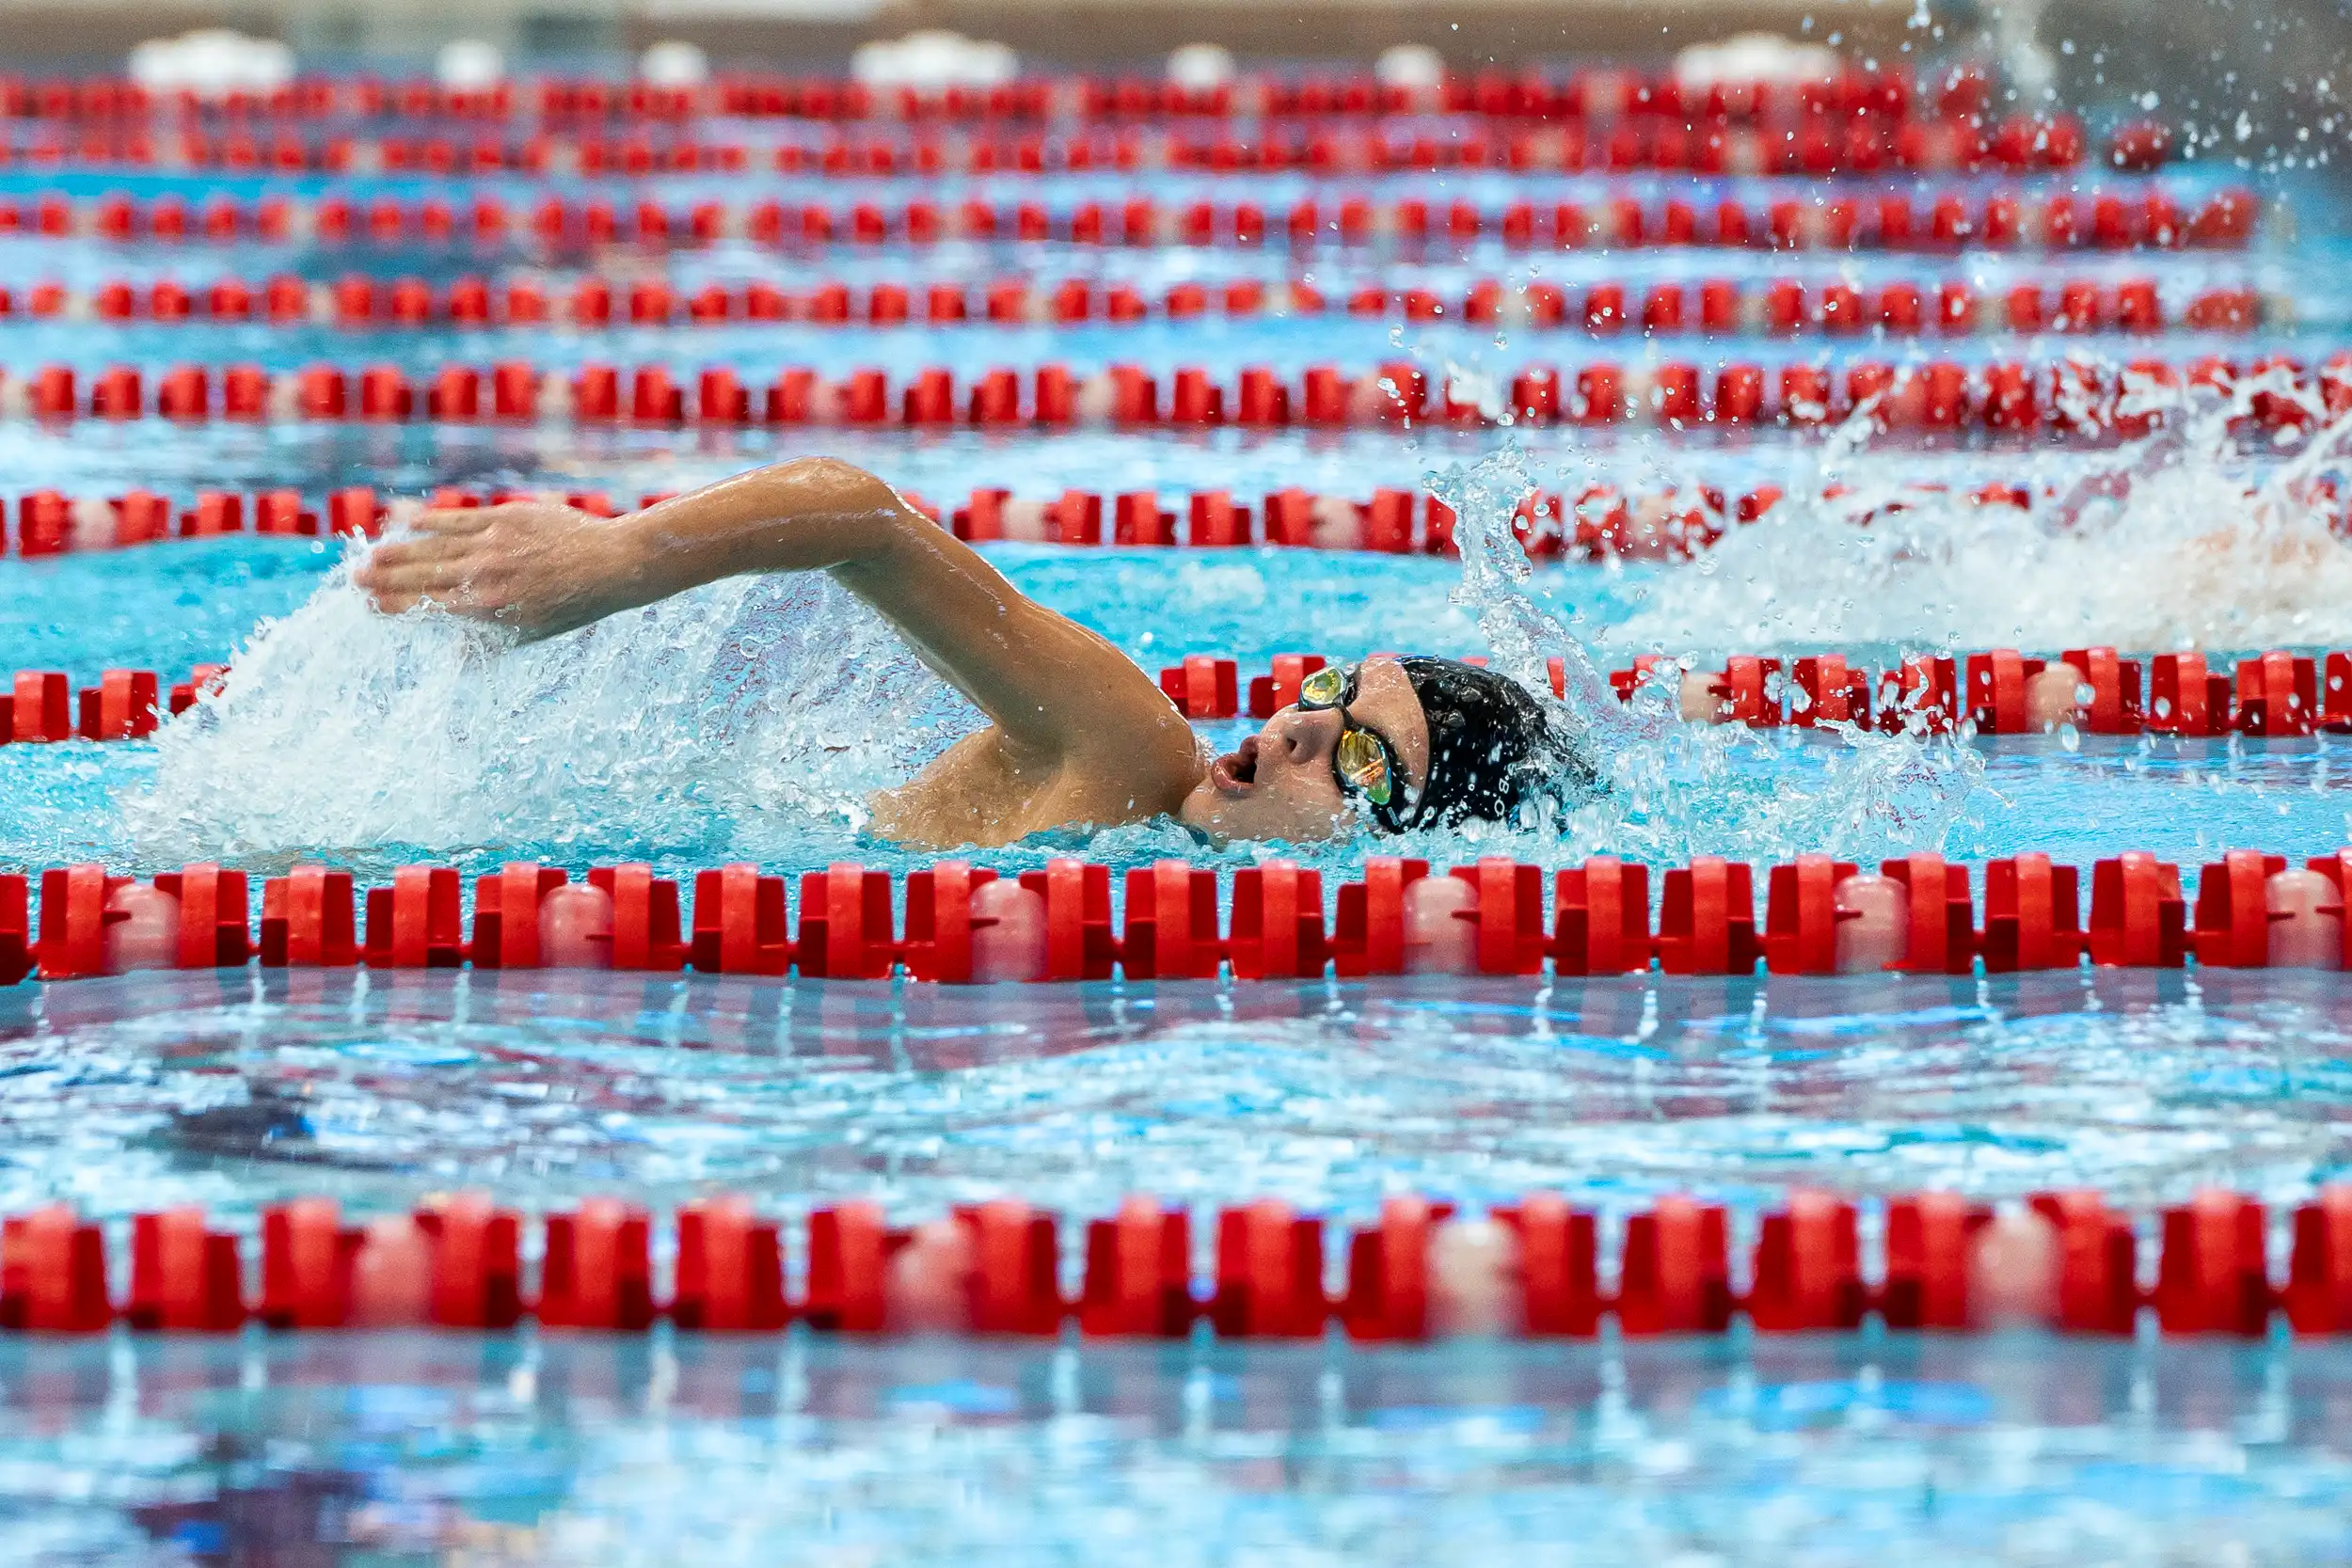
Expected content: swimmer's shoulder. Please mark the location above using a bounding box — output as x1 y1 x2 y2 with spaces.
872 721 1194 847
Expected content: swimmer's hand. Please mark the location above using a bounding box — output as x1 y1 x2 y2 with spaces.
357 459 906 640
355 499 639 641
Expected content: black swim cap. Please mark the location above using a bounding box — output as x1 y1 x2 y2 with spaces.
1388 656 1597 832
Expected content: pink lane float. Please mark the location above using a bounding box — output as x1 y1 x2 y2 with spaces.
5 848 2352 985
0 1185 2344 1338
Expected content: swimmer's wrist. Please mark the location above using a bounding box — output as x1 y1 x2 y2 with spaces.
609 504 704 605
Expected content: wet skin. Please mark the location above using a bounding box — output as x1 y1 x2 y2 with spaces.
355 457 1430 849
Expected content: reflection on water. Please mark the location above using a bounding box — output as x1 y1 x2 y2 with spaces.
3 968 2350 1223
0 1330 2347 1565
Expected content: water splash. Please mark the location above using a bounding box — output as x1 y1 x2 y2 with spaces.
121 532 977 866
1604 373 2352 657
1426 441 1650 749
1422 442 1983 868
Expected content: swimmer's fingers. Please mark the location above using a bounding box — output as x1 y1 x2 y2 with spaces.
361 579 501 620
355 538 473 589
355 549 480 613
359 581 471 618
410 505 498 536
358 539 437 574
362 561 472 597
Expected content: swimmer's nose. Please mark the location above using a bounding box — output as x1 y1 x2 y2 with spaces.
1263 705 1342 765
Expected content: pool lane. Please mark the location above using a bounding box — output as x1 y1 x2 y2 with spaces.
3 966 2345 1223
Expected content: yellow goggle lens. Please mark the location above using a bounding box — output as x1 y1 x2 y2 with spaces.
1335 728 1394 806
1297 664 1348 707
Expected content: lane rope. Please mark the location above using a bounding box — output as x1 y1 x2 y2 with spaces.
8 184 2254 255
0 350 2323 434
11 272 2271 340
0 1185 2336 1338
1 848 2344 983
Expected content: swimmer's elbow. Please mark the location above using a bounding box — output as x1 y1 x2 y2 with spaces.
773 453 877 491
759 457 935 562
771 456 904 519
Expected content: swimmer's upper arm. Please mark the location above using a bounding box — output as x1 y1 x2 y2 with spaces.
634 459 1199 773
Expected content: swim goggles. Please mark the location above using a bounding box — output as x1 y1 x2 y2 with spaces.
1295 663 1409 829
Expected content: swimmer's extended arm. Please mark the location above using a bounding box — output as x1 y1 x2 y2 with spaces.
354 458 1201 771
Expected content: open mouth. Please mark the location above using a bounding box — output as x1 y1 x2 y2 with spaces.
1210 735 1262 796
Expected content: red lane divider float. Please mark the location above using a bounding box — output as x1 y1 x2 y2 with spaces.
9 847 2352 986
0 1181 2343 1339
0 350 2329 436
1147 643 2352 736
0 64 1999 127
3 485 383 554
962 482 2005 557
10 111 2101 179
0 479 1777 560
0 664 223 739
11 467 2348 565
1609 645 2352 737
13 641 2341 752
0 478 2143 562
26 271 2270 340
26 184 2256 255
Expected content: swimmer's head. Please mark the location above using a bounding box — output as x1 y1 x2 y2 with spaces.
1178 656 1591 843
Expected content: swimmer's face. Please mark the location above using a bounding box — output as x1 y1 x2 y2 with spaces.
1178 656 1433 843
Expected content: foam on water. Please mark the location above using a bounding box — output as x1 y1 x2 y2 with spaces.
1414 440 1983 867
122 538 980 866
1600 373 2352 655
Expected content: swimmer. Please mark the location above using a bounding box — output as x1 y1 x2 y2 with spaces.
354 458 1597 848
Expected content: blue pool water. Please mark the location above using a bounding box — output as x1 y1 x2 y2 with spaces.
7 964 2352 1221
3 80 2352 1564
5 1332 2352 1565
